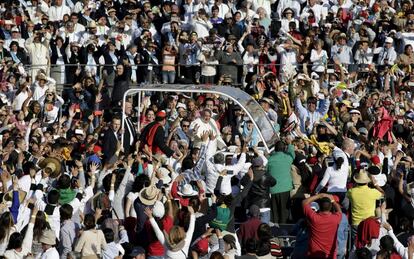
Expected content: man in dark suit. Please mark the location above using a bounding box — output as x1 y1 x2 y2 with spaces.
102 115 121 163
123 101 137 155
139 111 175 158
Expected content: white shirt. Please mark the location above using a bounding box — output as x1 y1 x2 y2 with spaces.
281 18 299 33
216 3 230 19
310 49 328 72
35 247 60 259
377 46 397 65
191 18 213 39
354 47 373 64
243 52 259 73
183 2 201 24
315 164 348 193
301 4 325 23
402 32 414 48
252 0 275 18
48 5 71 22
12 91 28 111
331 44 353 65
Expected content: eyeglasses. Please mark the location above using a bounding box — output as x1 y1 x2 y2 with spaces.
182 124 190 128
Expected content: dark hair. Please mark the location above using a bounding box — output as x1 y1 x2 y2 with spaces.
216 194 233 207
182 157 194 171
0 212 14 242
103 228 115 243
210 251 225 259
319 197 333 212
274 141 286 152
245 238 257 254
189 197 201 212
256 224 273 256
355 247 372 259
57 174 72 189
334 157 344 169
47 189 60 205
60 204 74 221
211 5 219 11
156 116 166 122
83 214 96 230
380 235 394 252
257 223 273 241
131 174 150 193
33 211 50 240
7 232 23 250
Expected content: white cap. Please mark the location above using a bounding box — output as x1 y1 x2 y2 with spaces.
176 102 187 110
152 201 165 218
385 37 394 44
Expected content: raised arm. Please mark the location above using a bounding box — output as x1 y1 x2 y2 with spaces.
146 208 166 245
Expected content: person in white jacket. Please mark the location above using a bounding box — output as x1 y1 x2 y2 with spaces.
382 222 414 259
314 148 348 197
146 205 196 259
205 138 248 195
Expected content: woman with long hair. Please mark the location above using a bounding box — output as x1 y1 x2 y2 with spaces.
146 205 195 259
38 86 64 125
0 212 16 255
74 214 108 258
20 210 51 257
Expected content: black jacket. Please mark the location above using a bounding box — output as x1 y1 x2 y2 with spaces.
102 128 119 163
111 66 131 106
246 168 277 209
50 37 69 65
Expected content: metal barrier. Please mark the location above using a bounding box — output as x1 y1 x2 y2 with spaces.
19 62 372 91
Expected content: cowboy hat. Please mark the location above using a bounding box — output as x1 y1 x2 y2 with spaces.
260 97 275 107
88 21 97 28
3 190 26 203
138 185 159 206
39 229 56 245
39 157 61 178
177 184 198 197
353 170 371 184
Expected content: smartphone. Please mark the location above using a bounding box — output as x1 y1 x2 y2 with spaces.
327 69 335 74
227 170 234 175
205 193 212 198
0 135 3 142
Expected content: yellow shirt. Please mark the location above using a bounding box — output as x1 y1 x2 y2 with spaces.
347 185 383 226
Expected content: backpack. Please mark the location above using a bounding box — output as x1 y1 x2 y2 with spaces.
210 204 231 230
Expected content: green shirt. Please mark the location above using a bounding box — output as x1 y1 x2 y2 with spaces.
267 144 295 194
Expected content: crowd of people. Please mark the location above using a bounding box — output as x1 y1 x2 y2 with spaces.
1 0 414 258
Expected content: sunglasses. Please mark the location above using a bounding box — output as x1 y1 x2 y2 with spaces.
182 124 190 127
